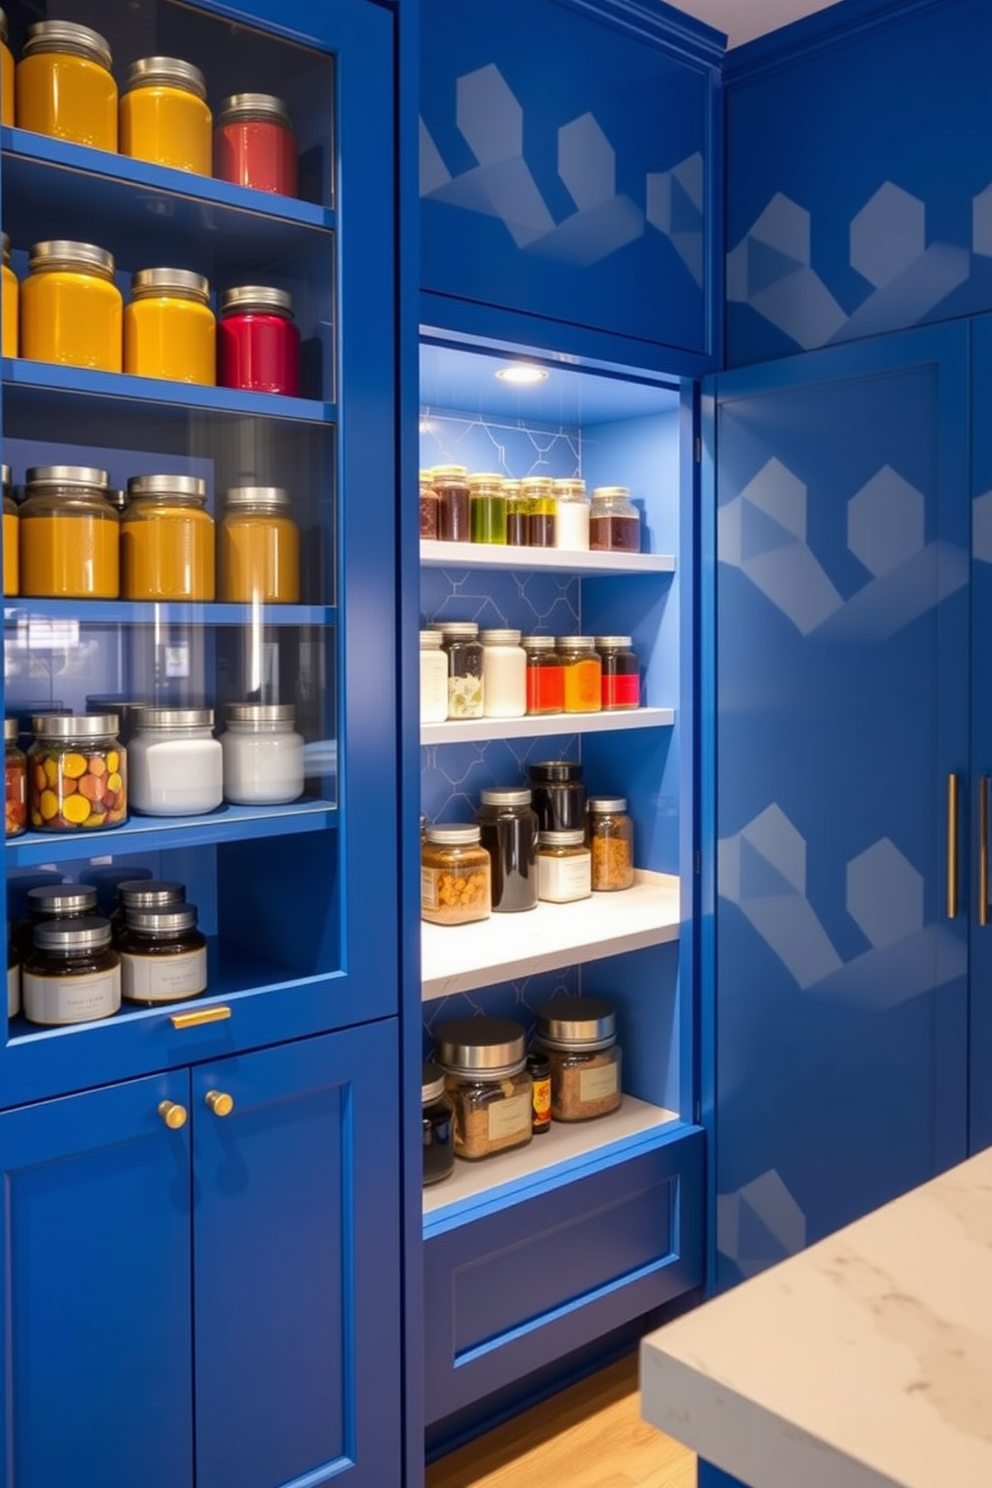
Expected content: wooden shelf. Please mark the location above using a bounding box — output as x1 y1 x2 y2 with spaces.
420 540 676 575
421 870 680 1000
422 706 674 746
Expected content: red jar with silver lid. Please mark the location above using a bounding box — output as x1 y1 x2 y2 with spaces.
214 93 298 198
217 286 301 396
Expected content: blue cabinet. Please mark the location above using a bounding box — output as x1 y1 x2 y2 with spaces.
969 315 992 1153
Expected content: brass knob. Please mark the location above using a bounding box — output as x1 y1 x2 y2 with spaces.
158 1099 187 1130
205 1089 234 1117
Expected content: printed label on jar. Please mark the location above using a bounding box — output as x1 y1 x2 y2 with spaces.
487 1093 532 1141
421 867 438 910
579 1062 619 1104
602 673 640 709
538 852 592 903
8 962 20 1017
531 1076 552 1126
22 966 121 1025
121 946 207 1003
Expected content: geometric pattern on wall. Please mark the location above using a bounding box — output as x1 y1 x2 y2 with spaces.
422 968 579 1064
716 1167 806 1279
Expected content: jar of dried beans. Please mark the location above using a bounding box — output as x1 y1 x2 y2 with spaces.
587 797 635 891
421 825 491 926
434 1017 533 1161
533 996 622 1122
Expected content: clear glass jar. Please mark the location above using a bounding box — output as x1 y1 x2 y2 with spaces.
28 713 126 831
437 621 484 719
20 240 122 373
475 787 539 913
590 486 641 553
421 825 491 926
7 920 19 1018
528 759 586 832
20 465 118 598
128 707 222 817
422 1062 455 1186
523 475 557 548
419 471 440 541
120 57 211 175
526 1050 552 1134
503 480 528 546
122 474 215 601
5 716 27 837
124 268 216 386
557 636 602 713
111 879 185 941
588 796 636 891
220 703 304 805
1 9 13 128
553 478 589 550
523 635 565 715
537 829 592 903
480 628 526 719
16 21 117 151
468 473 507 545
22 915 120 1027
434 1017 533 1161
214 93 298 198
119 902 207 1006
218 286 300 396
534 996 622 1122
2 230 18 358
420 630 449 724
596 635 641 710
432 465 470 544
218 486 300 604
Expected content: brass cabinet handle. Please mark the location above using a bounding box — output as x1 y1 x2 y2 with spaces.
158 1100 188 1130
170 1005 231 1030
204 1090 234 1118
947 773 959 920
981 777 989 928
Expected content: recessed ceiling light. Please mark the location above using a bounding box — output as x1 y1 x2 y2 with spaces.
495 364 549 385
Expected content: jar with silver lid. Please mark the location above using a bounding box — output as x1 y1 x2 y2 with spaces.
420 630 448 724
17 22 117 153
436 622 484 719
475 786 538 913
214 92 298 198
596 635 640 710
122 474 215 601
22 916 121 1027
422 1062 455 1186
28 713 126 831
17 881 98 959
118 902 207 1005
533 996 622 1122
587 796 635 891
217 285 300 396
124 269 216 386
20 241 122 373
434 1017 533 1161
422 824 491 925
537 829 592 903
220 703 304 805
480 629 526 719
121 58 211 176
111 879 186 940
128 706 222 817
20 464 119 599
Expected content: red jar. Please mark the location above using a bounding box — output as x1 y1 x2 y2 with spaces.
214 93 298 197
218 286 301 396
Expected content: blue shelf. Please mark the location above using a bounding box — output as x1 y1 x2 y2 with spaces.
4 599 336 627
5 798 337 866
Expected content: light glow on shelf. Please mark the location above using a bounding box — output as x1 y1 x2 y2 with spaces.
494 363 549 385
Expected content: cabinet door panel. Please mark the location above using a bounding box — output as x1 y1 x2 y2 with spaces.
0 1074 193 1488
192 1022 400 1488
969 315 992 1153
706 324 970 1289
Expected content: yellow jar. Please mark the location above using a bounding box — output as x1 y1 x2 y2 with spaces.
2 230 17 357
21 241 122 372
122 474 215 601
2 463 18 596
16 20 117 152
1 8 14 129
121 57 212 175
20 465 119 599
124 268 215 385
218 486 301 603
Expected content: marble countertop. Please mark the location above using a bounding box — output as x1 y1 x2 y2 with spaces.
640 1148 992 1488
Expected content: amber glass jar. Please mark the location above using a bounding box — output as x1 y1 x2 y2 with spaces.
22 915 120 1026
28 713 126 831
3 460 18 595
534 997 622 1122
21 240 122 373
1 9 13 128
218 486 300 603
435 1017 533 1161
433 465 470 543
17 881 98 959
2 230 18 358
422 1063 455 1185
20 465 118 598
422 825 491 925
468 472 507 545
124 268 216 386
419 470 440 540
119 902 207 1005
17 21 117 151
557 636 602 713
111 879 186 940
590 487 641 552
122 474 215 601
5 716 27 837
587 796 635 891
523 476 556 548
120 58 211 175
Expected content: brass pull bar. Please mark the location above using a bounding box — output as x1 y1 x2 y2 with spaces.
947 773 959 920
170 1005 232 1030
981 777 989 928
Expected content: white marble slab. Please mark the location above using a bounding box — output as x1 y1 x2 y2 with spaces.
640 1148 992 1488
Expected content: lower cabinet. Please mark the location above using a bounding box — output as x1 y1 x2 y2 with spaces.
0 1021 401 1488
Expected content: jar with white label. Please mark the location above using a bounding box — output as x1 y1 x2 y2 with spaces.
220 703 304 805
118 902 207 1005
533 996 622 1122
537 829 592 903
22 916 121 1026
434 1017 533 1161
128 706 223 816
420 630 448 723
480 629 526 719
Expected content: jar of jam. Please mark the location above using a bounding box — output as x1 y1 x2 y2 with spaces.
5 717 27 837
16 21 117 151
111 879 186 940
218 486 301 604
2 230 18 358
219 703 305 806
421 825 491 926
122 474 215 601
432 465 470 544
597 635 641 710
420 630 449 724
523 476 556 548
475 787 539 913
480 629 526 719
435 1017 533 1161
214 93 298 198
468 473 507 545
3 462 18 595
437 622 484 719
28 713 126 831
590 487 641 553
1 9 13 128
7 921 19 1018
121 58 211 175
503 480 528 546
526 1050 552 1134
537 829 592 903
523 636 565 715
218 286 301 396
528 760 586 832
20 241 122 373
422 1063 455 1185
557 636 602 713
124 268 216 386
534 996 623 1123
20 465 118 599
419 470 440 541
553 478 589 550
22 915 121 1027
588 797 635 891
119 902 207 1005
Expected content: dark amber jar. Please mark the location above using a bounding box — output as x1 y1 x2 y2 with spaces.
118 902 206 1005
432 465 470 543
596 634 641 710
422 1063 455 1185
528 759 586 832
22 916 120 1026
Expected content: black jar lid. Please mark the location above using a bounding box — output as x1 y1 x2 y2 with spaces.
534 996 617 1051
434 1017 527 1078
526 1049 551 1076
27 883 98 916
422 1062 447 1105
528 760 583 783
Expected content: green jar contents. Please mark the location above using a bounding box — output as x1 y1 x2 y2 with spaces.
523 476 557 548
468 472 507 544
435 1016 533 1161
503 480 528 546
22 915 121 1027
118 902 207 1005
533 996 622 1122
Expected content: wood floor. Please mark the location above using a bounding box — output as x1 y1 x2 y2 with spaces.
425 1353 696 1488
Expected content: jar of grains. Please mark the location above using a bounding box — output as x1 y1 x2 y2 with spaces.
553 478 589 550
537 829 591 903
19 465 118 599
118 902 207 1005
523 476 556 548
2 232 18 358
421 1062 455 1186
214 93 298 197
22 915 120 1027
218 286 300 396
522 635 565 715
421 825 491 926
122 474 215 601
128 707 222 816
1 9 13 127
596 635 641 710
419 471 440 541
480 629 526 718
432 465 470 544
20 241 122 373
16 21 117 151
468 472 507 545
503 480 528 546
589 486 641 553
420 630 448 724
219 702 304 805
533 996 622 1122
434 1017 533 1161
124 268 216 386
28 713 126 831
475 787 539 913
587 796 635 891
5 717 27 837
218 486 301 603
120 58 212 175
527 759 586 832
557 636 602 713
436 622 484 719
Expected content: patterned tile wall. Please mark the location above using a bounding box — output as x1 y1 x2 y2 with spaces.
422 968 579 1063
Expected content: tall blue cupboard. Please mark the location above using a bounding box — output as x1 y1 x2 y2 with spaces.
0 2 402 1485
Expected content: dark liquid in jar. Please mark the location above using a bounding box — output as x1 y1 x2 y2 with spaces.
506 511 528 545
438 487 470 542
423 1099 455 1184
589 514 640 552
478 814 538 912
528 514 555 547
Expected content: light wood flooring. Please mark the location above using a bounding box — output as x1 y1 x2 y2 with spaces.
425 1352 696 1488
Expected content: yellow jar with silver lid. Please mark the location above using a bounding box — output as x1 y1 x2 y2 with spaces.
16 20 117 151
120 57 212 175
20 241 122 372
124 268 216 385
121 474 215 601
2 230 17 357
1 8 14 128
19 465 119 598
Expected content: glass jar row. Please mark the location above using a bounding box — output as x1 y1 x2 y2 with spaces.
419 467 642 553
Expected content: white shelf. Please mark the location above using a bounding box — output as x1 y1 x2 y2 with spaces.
421 869 680 1000
421 706 674 746
420 540 676 576
423 1095 683 1227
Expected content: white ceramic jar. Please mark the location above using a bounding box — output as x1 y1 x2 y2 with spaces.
220 702 304 804
481 628 526 718
128 706 223 815
420 629 448 723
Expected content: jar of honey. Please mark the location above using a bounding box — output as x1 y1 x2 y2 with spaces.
121 474 215 601
214 94 298 197
124 268 216 386
2 230 18 357
120 58 211 175
218 486 300 603
217 286 300 396
20 466 118 598
2 462 18 596
1 9 14 128
16 21 117 152
20 241 122 373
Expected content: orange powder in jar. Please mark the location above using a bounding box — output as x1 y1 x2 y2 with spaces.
19 466 119 598
218 485 300 603
121 475 215 601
